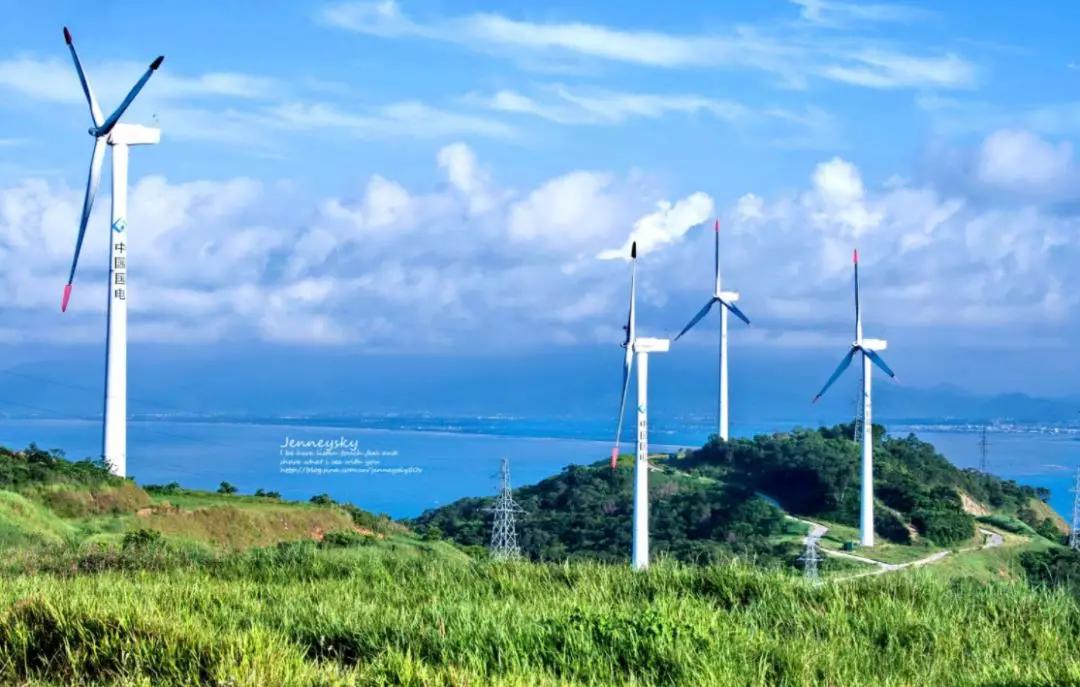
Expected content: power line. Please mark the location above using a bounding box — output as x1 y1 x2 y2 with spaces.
486 457 524 560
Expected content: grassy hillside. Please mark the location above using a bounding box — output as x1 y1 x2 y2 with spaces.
0 491 75 547
415 424 1067 566
0 442 1076 684
0 545 1077 686
0 445 407 555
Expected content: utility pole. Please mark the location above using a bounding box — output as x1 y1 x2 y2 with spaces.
488 458 525 560
798 537 823 583
1070 467 1080 551
978 426 989 473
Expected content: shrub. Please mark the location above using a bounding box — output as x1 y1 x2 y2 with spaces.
217 482 238 495
911 508 974 546
319 530 371 549
122 528 163 550
874 509 912 544
145 482 182 495
1021 548 1080 596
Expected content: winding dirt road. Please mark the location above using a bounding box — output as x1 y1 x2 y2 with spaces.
793 517 1005 580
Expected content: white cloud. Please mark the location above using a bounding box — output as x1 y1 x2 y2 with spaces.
0 141 696 346
0 57 274 106
266 101 516 140
974 129 1076 195
473 86 749 125
791 0 929 27
735 193 766 222
437 142 494 213
5 133 1077 352
0 55 515 147
598 193 714 259
715 136 1080 340
809 157 882 236
820 51 974 89
320 1 974 90
508 171 622 247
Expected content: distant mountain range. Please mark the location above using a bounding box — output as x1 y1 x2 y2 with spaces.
0 344 1077 429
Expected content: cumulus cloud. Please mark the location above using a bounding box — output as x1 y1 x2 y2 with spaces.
5 131 1077 352
507 172 622 248
808 157 882 236
974 129 1076 196
0 142 715 347
598 193 714 259
712 130 1080 343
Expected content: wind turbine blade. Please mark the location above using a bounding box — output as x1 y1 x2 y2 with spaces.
853 248 861 340
613 242 638 469
865 349 896 379
720 299 751 326
97 55 164 135
674 299 717 341
812 347 857 403
612 347 634 468
63 26 104 127
62 137 106 312
714 218 720 294
625 242 637 345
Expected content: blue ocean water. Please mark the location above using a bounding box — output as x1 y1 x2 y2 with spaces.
892 428 1078 521
0 418 1075 520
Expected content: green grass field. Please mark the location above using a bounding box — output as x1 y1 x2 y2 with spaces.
0 544 1077 686
0 445 1075 686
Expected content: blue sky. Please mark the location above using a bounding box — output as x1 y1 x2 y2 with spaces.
2 0 1080 409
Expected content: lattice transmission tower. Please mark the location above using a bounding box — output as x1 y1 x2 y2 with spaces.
487 458 525 560
1070 467 1080 551
852 387 863 442
798 537 824 583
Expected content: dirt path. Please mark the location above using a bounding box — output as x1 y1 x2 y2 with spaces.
789 517 1006 580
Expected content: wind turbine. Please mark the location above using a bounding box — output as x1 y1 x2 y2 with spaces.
60 26 164 478
674 219 750 441
611 242 670 570
812 249 896 547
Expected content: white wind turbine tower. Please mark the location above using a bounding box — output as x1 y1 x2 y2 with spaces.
812 250 896 547
60 26 164 478
611 242 670 570
674 219 750 441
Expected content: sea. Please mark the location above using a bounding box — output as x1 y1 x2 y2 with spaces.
0 416 1076 520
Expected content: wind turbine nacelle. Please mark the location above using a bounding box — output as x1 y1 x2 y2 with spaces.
718 290 740 302
860 338 888 351
108 123 161 146
634 337 670 354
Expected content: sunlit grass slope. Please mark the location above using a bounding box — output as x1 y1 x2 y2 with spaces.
0 544 1077 686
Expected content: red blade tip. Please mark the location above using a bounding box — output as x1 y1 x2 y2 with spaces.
630 242 637 259
151 56 164 70
853 249 859 264
714 218 720 233
610 447 618 468
61 284 72 312
63 27 72 44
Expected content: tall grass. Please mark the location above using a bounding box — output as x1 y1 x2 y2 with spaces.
0 544 1076 686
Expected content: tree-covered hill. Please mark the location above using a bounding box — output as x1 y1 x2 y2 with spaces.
412 424 1065 563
